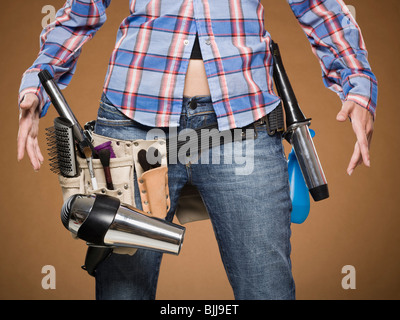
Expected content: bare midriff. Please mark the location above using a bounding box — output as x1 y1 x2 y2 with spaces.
183 59 211 97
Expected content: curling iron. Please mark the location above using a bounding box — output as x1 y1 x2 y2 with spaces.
39 70 98 189
38 70 92 154
270 41 329 201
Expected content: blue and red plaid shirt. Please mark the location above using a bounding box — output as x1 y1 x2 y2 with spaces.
19 0 378 131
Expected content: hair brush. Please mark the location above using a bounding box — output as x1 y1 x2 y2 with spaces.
45 117 78 177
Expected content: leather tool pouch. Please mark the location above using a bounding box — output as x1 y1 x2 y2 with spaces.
58 132 170 257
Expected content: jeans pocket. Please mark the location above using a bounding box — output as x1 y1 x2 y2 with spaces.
97 98 133 123
95 96 150 141
255 129 287 162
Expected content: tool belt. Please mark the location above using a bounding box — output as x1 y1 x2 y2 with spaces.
58 103 285 226
57 104 284 272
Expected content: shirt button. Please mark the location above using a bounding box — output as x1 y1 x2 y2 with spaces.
184 39 189 46
205 38 211 45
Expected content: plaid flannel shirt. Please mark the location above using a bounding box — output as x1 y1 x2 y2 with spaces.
19 0 378 131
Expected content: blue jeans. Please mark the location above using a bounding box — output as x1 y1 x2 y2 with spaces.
94 94 295 300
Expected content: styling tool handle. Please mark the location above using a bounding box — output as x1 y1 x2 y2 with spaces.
39 70 98 188
38 70 92 153
81 245 113 277
270 40 329 201
270 41 309 128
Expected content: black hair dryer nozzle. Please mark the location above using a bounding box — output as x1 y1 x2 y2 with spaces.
271 41 329 201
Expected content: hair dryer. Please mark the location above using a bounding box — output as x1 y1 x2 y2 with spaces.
61 194 185 255
270 41 329 202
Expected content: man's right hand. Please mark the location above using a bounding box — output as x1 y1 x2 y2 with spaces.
17 93 44 171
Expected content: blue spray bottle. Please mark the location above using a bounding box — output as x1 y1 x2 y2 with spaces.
288 129 316 224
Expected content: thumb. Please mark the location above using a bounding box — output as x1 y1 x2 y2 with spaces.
336 101 352 122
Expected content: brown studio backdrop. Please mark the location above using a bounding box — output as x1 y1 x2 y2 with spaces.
0 0 398 300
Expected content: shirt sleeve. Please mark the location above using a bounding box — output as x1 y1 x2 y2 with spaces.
287 0 378 116
18 0 111 117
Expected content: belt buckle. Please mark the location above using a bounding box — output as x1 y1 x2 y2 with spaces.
251 117 266 139
265 116 276 136
267 121 285 136
266 105 285 136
